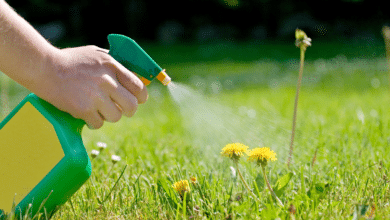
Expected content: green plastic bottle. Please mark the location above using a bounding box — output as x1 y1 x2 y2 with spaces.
0 34 171 218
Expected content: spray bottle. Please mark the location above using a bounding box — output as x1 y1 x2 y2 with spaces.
0 34 171 218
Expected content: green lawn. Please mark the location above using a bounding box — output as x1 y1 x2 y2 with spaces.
1 41 390 219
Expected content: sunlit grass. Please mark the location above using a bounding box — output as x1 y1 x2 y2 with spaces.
68 57 390 219
1 45 390 219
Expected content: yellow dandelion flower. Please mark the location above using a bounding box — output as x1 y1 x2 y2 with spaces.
247 147 277 166
190 176 197 184
172 180 190 196
221 143 249 161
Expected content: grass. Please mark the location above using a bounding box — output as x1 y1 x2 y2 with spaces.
1 41 390 219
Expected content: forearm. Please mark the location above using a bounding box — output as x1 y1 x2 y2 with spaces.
0 0 58 93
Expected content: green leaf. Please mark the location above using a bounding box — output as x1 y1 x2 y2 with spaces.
307 183 330 199
307 182 330 210
314 183 326 193
273 172 294 197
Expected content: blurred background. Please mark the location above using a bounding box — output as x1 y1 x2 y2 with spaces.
6 0 390 49
2 0 390 113
2 0 389 108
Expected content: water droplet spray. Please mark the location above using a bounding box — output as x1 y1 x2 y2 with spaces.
166 80 289 163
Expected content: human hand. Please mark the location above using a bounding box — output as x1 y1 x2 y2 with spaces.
39 46 148 129
0 1 148 129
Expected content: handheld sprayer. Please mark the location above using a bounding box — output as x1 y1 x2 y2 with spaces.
0 34 171 218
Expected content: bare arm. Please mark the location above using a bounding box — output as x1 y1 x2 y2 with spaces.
0 0 148 129
0 0 55 93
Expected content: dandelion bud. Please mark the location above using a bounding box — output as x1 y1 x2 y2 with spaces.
295 29 311 49
91 149 100 159
295 29 307 41
111 155 121 164
190 176 197 184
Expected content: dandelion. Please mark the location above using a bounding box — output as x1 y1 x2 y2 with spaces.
91 149 100 159
221 143 249 161
289 204 296 220
288 29 311 169
247 147 277 167
190 176 197 184
97 142 107 151
295 29 312 49
248 147 283 207
172 180 191 197
288 203 296 214
111 155 121 164
366 204 376 219
221 143 259 202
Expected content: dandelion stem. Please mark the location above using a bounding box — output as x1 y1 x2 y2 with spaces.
311 148 318 167
382 26 390 93
288 47 306 169
261 165 283 207
235 162 259 202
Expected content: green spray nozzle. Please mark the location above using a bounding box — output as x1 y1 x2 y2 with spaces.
107 34 171 85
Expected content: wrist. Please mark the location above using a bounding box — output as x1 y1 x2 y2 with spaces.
28 45 62 100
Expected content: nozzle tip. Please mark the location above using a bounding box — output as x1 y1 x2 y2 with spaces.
157 70 171 86
162 75 171 86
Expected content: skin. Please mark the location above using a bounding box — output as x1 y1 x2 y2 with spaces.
0 0 148 129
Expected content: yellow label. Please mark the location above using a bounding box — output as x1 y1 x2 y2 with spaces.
0 102 65 213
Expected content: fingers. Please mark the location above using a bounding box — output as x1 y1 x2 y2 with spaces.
84 111 104 130
81 98 121 130
97 95 123 123
95 74 126 122
110 85 138 118
108 58 148 104
95 46 148 104
96 74 138 121
82 47 148 129
84 74 136 129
